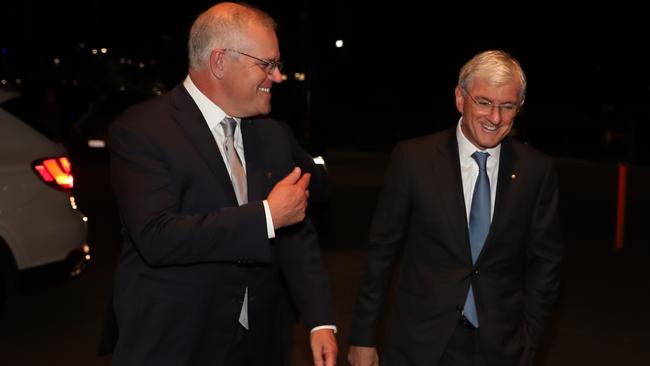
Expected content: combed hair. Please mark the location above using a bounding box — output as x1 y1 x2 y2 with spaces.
188 3 276 70
458 50 527 100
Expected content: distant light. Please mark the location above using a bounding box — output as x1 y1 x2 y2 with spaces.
72 80 80 86
82 216 88 222
87 139 106 148
15 79 21 84
119 86 126 91
100 48 108 54
53 58 61 65
0 80 7 85
281 74 288 81
335 40 344 48
119 58 126 64
127 59 133 65
78 42 86 49
91 49 98 55
294 72 306 81
138 62 145 69
313 156 326 166
69 196 78 209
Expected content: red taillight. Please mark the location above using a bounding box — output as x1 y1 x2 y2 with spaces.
32 157 74 190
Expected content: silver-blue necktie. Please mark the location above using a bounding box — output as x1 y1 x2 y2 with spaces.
463 151 490 327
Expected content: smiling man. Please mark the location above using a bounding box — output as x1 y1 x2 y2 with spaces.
106 3 337 366
347 50 563 366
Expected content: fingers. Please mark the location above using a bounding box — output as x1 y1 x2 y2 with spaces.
296 171 311 190
279 167 301 185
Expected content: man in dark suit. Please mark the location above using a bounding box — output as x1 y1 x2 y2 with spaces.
347 50 563 366
107 3 337 365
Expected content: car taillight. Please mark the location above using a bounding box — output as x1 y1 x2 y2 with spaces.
32 157 74 190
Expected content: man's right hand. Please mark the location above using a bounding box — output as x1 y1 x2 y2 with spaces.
267 167 311 229
347 346 379 366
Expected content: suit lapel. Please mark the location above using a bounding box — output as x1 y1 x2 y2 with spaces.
430 128 472 263
169 85 238 204
240 118 268 202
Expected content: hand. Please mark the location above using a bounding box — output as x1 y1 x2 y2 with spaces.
311 329 338 366
347 346 379 366
267 167 311 229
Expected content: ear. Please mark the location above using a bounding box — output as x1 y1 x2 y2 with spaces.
454 85 465 114
209 49 226 79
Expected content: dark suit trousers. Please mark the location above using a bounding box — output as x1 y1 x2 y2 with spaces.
438 324 488 366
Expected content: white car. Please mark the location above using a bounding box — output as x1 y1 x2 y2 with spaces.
0 88 90 308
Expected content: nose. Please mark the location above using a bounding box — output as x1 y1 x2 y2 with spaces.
268 67 283 83
488 106 503 124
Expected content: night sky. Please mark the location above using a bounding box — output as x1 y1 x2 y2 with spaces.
2 2 649 159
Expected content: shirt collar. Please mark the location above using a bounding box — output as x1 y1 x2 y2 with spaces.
183 75 240 131
456 117 501 163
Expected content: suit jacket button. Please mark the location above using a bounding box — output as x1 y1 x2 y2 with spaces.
473 268 480 276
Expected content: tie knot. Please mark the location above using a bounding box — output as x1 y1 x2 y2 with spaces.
471 151 489 171
221 117 237 138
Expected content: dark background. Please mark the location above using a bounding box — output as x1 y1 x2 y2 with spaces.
2 1 650 161
1 2 650 365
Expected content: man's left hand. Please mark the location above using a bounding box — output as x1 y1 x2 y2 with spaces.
310 328 338 366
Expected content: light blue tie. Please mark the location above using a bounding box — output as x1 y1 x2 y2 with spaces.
463 151 490 327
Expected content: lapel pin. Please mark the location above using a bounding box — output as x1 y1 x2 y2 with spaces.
511 173 517 180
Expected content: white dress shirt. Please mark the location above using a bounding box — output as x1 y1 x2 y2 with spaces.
456 117 501 224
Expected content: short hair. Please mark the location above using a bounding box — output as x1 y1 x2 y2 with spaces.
188 3 276 70
458 50 527 101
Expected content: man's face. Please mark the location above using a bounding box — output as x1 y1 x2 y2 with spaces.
222 23 282 118
455 78 523 150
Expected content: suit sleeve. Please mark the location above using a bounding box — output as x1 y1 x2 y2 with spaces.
108 118 271 267
349 143 411 346
524 157 563 346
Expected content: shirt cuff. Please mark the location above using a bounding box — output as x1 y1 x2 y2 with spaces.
263 200 275 239
310 325 337 334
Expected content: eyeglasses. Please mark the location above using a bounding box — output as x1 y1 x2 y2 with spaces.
462 87 521 117
224 48 284 74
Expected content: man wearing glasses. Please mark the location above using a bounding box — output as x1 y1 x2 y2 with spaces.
107 3 337 365
348 50 563 366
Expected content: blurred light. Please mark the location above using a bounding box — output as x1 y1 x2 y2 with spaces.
294 72 306 81
281 74 288 81
138 62 145 69
78 42 86 48
69 196 78 209
87 139 106 148
85 254 91 261
335 40 344 48
91 49 98 55
100 48 108 54
72 80 79 86
119 86 126 91
127 59 133 65
83 244 90 253
53 58 61 65
119 58 126 64
313 156 326 166
0 80 7 85
15 79 21 84
1 47 8 55
82 216 88 222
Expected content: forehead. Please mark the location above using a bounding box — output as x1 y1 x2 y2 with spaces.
241 23 279 55
469 78 522 102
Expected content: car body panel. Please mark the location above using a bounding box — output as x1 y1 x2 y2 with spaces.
0 89 88 271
